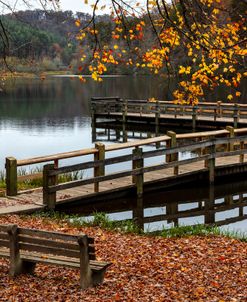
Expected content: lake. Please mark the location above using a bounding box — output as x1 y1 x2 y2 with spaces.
0 75 177 170
0 75 247 233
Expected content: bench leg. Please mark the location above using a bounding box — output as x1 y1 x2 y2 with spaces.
9 258 23 277
80 271 93 289
10 260 36 276
78 236 93 289
92 268 107 286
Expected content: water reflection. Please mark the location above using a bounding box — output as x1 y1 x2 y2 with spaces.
64 180 247 233
92 122 195 144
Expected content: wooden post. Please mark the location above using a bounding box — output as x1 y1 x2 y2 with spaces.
43 164 57 209
106 101 110 115
181 105 185 116
132 197 144 231
239 193 244 216
77 235 93 289
94 143 105 193
204 136 215 168
205 185 215 224
91 103 96 127
240 140 245 163
163 104 167 114
155 100 160 135
166 202 179 226
217 101 222 117
167 131 178 175
6 157 17 196
92 122 96 142
115 97 121 113
54 159 59 168
107 128 111 141
224 195 233 205
122 123 127 143
208 141 216 184
132 147 143 197
116 129 120 141
233 103 239 129
122 100 127 124
192 106 197 131
226 126 234 151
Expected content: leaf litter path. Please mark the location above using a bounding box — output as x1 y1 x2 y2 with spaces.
0 188 44 215
0 215 246 301
0 155 243 216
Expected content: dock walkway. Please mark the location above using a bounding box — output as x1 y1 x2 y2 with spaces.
1 125 247 214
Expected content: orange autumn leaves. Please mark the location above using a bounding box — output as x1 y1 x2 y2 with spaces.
75 0 246 104
0 215 247 301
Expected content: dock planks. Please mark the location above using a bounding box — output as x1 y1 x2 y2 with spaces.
1 154 244 215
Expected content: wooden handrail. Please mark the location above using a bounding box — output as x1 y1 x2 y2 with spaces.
17 148 98 167
47 136 247 176
92 97 247 108
176 130 228 139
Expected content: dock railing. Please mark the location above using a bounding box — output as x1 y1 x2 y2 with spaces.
91 97 247 128
42 134 247 209
5 127 247 196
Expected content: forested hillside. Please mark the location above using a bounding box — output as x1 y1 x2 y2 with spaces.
0 0 245 77
0 10 112 73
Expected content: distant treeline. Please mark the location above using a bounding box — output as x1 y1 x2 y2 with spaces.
0 1 245 74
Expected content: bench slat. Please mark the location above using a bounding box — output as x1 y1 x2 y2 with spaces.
18 228 94 244
0 248 9 258
18 235 76 250
20 254 110 271
18 235 95 254
19 243 80 258
0 233 9 240
0 225 10 232
20 251 105 266
18 243 95 260
0 240 9 248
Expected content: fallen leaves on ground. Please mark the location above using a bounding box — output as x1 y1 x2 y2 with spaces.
0 215 246 301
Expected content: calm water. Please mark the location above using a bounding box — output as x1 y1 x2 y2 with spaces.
64 180 247 233
0 75 247 233
0 75 176 170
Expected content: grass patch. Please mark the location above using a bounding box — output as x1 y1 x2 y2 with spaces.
0 168 84 191
151 224 247 242
37 211 142 234
34 211 247 241
73 212 142 234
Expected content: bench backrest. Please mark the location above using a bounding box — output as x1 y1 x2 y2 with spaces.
0 224 95 260
18 227 95 260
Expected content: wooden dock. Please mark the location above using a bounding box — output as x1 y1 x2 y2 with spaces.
2 126 247 215
91 97 247 130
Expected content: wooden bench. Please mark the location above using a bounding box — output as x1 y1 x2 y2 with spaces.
0 224 111 289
